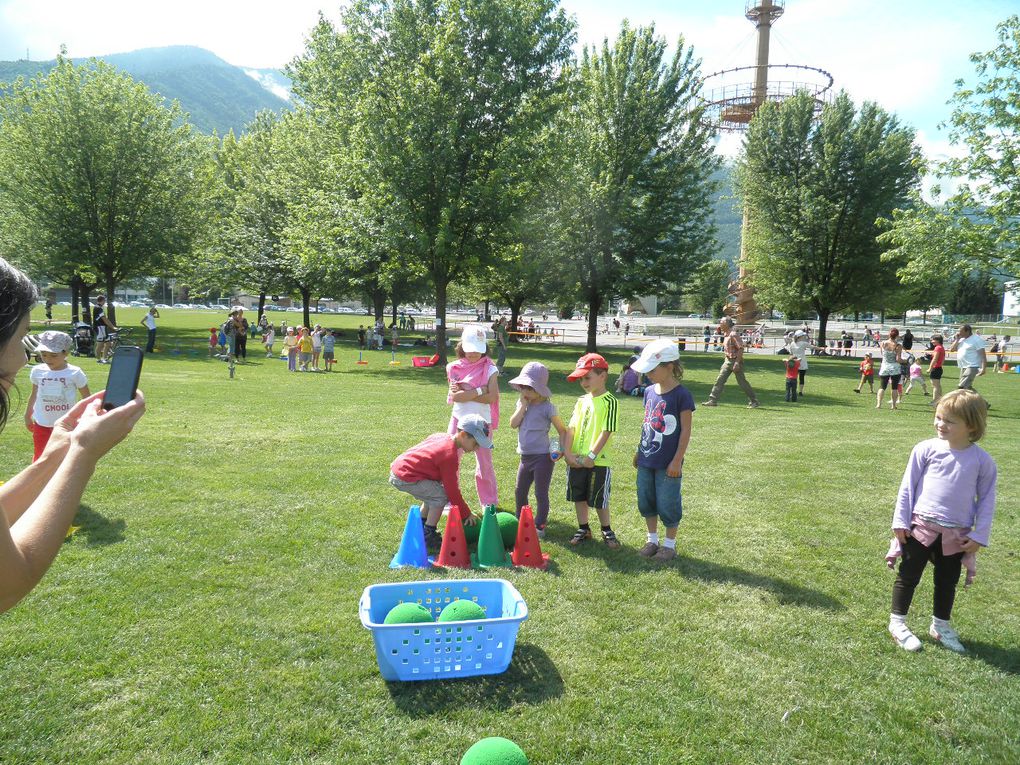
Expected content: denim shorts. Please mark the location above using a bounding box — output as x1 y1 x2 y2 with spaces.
636 466 683 528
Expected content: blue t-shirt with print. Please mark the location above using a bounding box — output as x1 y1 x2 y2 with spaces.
637 384 695 470
323 334 335 353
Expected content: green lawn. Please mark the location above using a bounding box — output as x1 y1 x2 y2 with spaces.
1 309 1018 764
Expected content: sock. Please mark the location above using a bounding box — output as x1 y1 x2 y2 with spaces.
646 532 659 545
578 523 590 532
601 525 612 533
932 616 950 628
662 537 676 550
890 613 906 628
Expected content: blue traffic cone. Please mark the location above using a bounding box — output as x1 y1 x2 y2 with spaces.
390 505 433 569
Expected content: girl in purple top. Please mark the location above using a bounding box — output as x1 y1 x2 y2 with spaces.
508 362 567 537
888 389 997 654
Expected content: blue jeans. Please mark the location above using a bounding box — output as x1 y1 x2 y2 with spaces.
636 466 683 528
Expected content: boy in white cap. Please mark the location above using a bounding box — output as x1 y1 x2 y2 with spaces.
24 331 91 461
630 338 694 562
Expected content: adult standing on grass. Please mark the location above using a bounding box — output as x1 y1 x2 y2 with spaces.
785 330 811 398
702 317 759 408
233 308 249 362
493 317 508 372
876 328 904 410
92 295 118 364
140 307 160 353
949 324 987 392
0 258 145 614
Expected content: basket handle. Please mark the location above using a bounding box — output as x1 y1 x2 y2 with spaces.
358 591 372 628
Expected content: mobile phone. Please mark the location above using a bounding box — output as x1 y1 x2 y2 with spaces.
103 346 144 410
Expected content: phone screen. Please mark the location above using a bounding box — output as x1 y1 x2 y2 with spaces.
103 346 143 410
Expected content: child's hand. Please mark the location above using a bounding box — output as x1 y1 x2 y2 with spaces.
960 538 981 554
893 528 911 544
462 513 479 526
666 458 683 478
632 452 639 468
24 413 34 431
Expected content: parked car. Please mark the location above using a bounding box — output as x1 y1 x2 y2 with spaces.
172 303 190 309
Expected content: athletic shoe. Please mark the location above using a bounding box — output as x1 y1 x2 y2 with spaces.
701 400 718 407
569 527 592 546
652 546 677 562
423 527 443 555
637 542 659 558
747 401 760 409
536 526 546 541
601 528 622 549
929 622 966 653
889 622 922 652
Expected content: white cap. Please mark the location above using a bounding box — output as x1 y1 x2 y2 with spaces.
631 338 680 374
460 325 488 354
33 330 73 354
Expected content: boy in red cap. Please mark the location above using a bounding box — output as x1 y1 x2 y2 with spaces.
562 353 621 548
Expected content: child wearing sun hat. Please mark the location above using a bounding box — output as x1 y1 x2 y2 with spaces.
24 331 91 461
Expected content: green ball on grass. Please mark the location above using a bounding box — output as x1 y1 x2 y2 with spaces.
383 602 434 625
437 599 487 622
495 512 519 548
460 737 529 765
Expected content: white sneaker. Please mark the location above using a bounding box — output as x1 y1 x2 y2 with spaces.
929 622 966 653
889 621 922 652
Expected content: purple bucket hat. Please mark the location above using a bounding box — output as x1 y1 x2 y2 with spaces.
508 361 551 398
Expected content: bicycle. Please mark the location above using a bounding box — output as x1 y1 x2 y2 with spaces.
107 326 135 354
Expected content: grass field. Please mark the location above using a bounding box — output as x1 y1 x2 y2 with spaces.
1 308 1018 764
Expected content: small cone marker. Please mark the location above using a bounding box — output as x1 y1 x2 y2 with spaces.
434 505 471 568
389 505 432 569
356 349 368 366
472 505 511 569
511 505 549 570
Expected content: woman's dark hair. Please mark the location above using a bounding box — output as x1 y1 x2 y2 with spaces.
0 258 37 432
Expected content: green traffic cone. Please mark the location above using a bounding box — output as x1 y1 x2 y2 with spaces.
472 505 511 568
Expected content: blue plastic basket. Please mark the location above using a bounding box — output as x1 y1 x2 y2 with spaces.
359 578 528 681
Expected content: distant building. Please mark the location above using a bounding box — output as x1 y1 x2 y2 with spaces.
1004 280 1019 317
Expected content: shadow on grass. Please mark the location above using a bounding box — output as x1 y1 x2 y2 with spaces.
542 520 844 611
68 504 126 547
385 642 563 716
964 640 1020 676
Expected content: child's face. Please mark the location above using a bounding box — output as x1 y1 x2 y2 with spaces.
40 350 68 368
458 432 479 453
933 409 973 446
578 369 606 393
518 385 541 403
646 362 672 385
464 351 482 363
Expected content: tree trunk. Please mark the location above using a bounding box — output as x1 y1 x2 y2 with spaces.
816 309 830 348
586 292 601 353
301 287 311 329
257 291 266 322
105 273 117 326
484 299 490 321
435 279 448 366
70 275 82 324
509 299 525 343
391 294 399 327
372 290 386 322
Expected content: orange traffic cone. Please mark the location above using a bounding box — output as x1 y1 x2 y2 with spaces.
511 505 549 570
434 505 471 569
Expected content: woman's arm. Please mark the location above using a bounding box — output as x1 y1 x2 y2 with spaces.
0 391 145 613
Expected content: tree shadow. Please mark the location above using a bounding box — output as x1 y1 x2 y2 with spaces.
67 503 126 547
385 642 563 716
963 640 1020 676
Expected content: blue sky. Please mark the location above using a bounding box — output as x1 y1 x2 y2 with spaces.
0 0 1015 160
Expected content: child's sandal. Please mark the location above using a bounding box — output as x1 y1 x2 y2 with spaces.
569 528 592 546
601 528 621 549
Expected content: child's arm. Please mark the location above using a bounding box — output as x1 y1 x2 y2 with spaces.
967 455 998 547
509 398 527 429
472 373 499 404
667 410 693 478
562 426 578 467
437 457 475 523
24 385 38 431
78 385 91 399
550 414 567 442
581 431 612 468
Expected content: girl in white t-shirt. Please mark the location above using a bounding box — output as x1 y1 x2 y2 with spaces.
25 331 90 462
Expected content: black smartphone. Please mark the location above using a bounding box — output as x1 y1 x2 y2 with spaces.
103 346 144 410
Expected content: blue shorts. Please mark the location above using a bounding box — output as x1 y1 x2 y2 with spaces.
636 466 683 528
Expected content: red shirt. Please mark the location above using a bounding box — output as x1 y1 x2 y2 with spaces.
859 359 874 375
930 345 945 369
784 358 799 379
390 433 472 519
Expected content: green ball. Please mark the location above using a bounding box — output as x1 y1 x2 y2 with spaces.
383 602 434 625
496 512 519 548
437 599 487 623
461 737 529 765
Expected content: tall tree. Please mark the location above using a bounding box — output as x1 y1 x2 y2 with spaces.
556 22 718 351
685 259 731 317
736 91 922 343
290 0 575 363
0 56 208 322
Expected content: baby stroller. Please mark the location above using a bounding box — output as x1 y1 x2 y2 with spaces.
72 322 94 357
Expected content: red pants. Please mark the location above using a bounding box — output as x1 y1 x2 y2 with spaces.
32 423 54 462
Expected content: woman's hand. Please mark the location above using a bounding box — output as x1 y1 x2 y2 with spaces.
59 390 146 461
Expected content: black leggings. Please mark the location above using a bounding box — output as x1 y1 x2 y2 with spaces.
798 369 806 386
235 333 247 359
892 534 964 620
880 374 901 390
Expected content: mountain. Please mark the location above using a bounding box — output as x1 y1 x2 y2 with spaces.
0 46 290 135
712 164 742 266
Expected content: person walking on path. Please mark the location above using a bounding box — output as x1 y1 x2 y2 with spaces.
140 307 160 353
949 324 987 392
702 317 759 408
493 317 508 372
